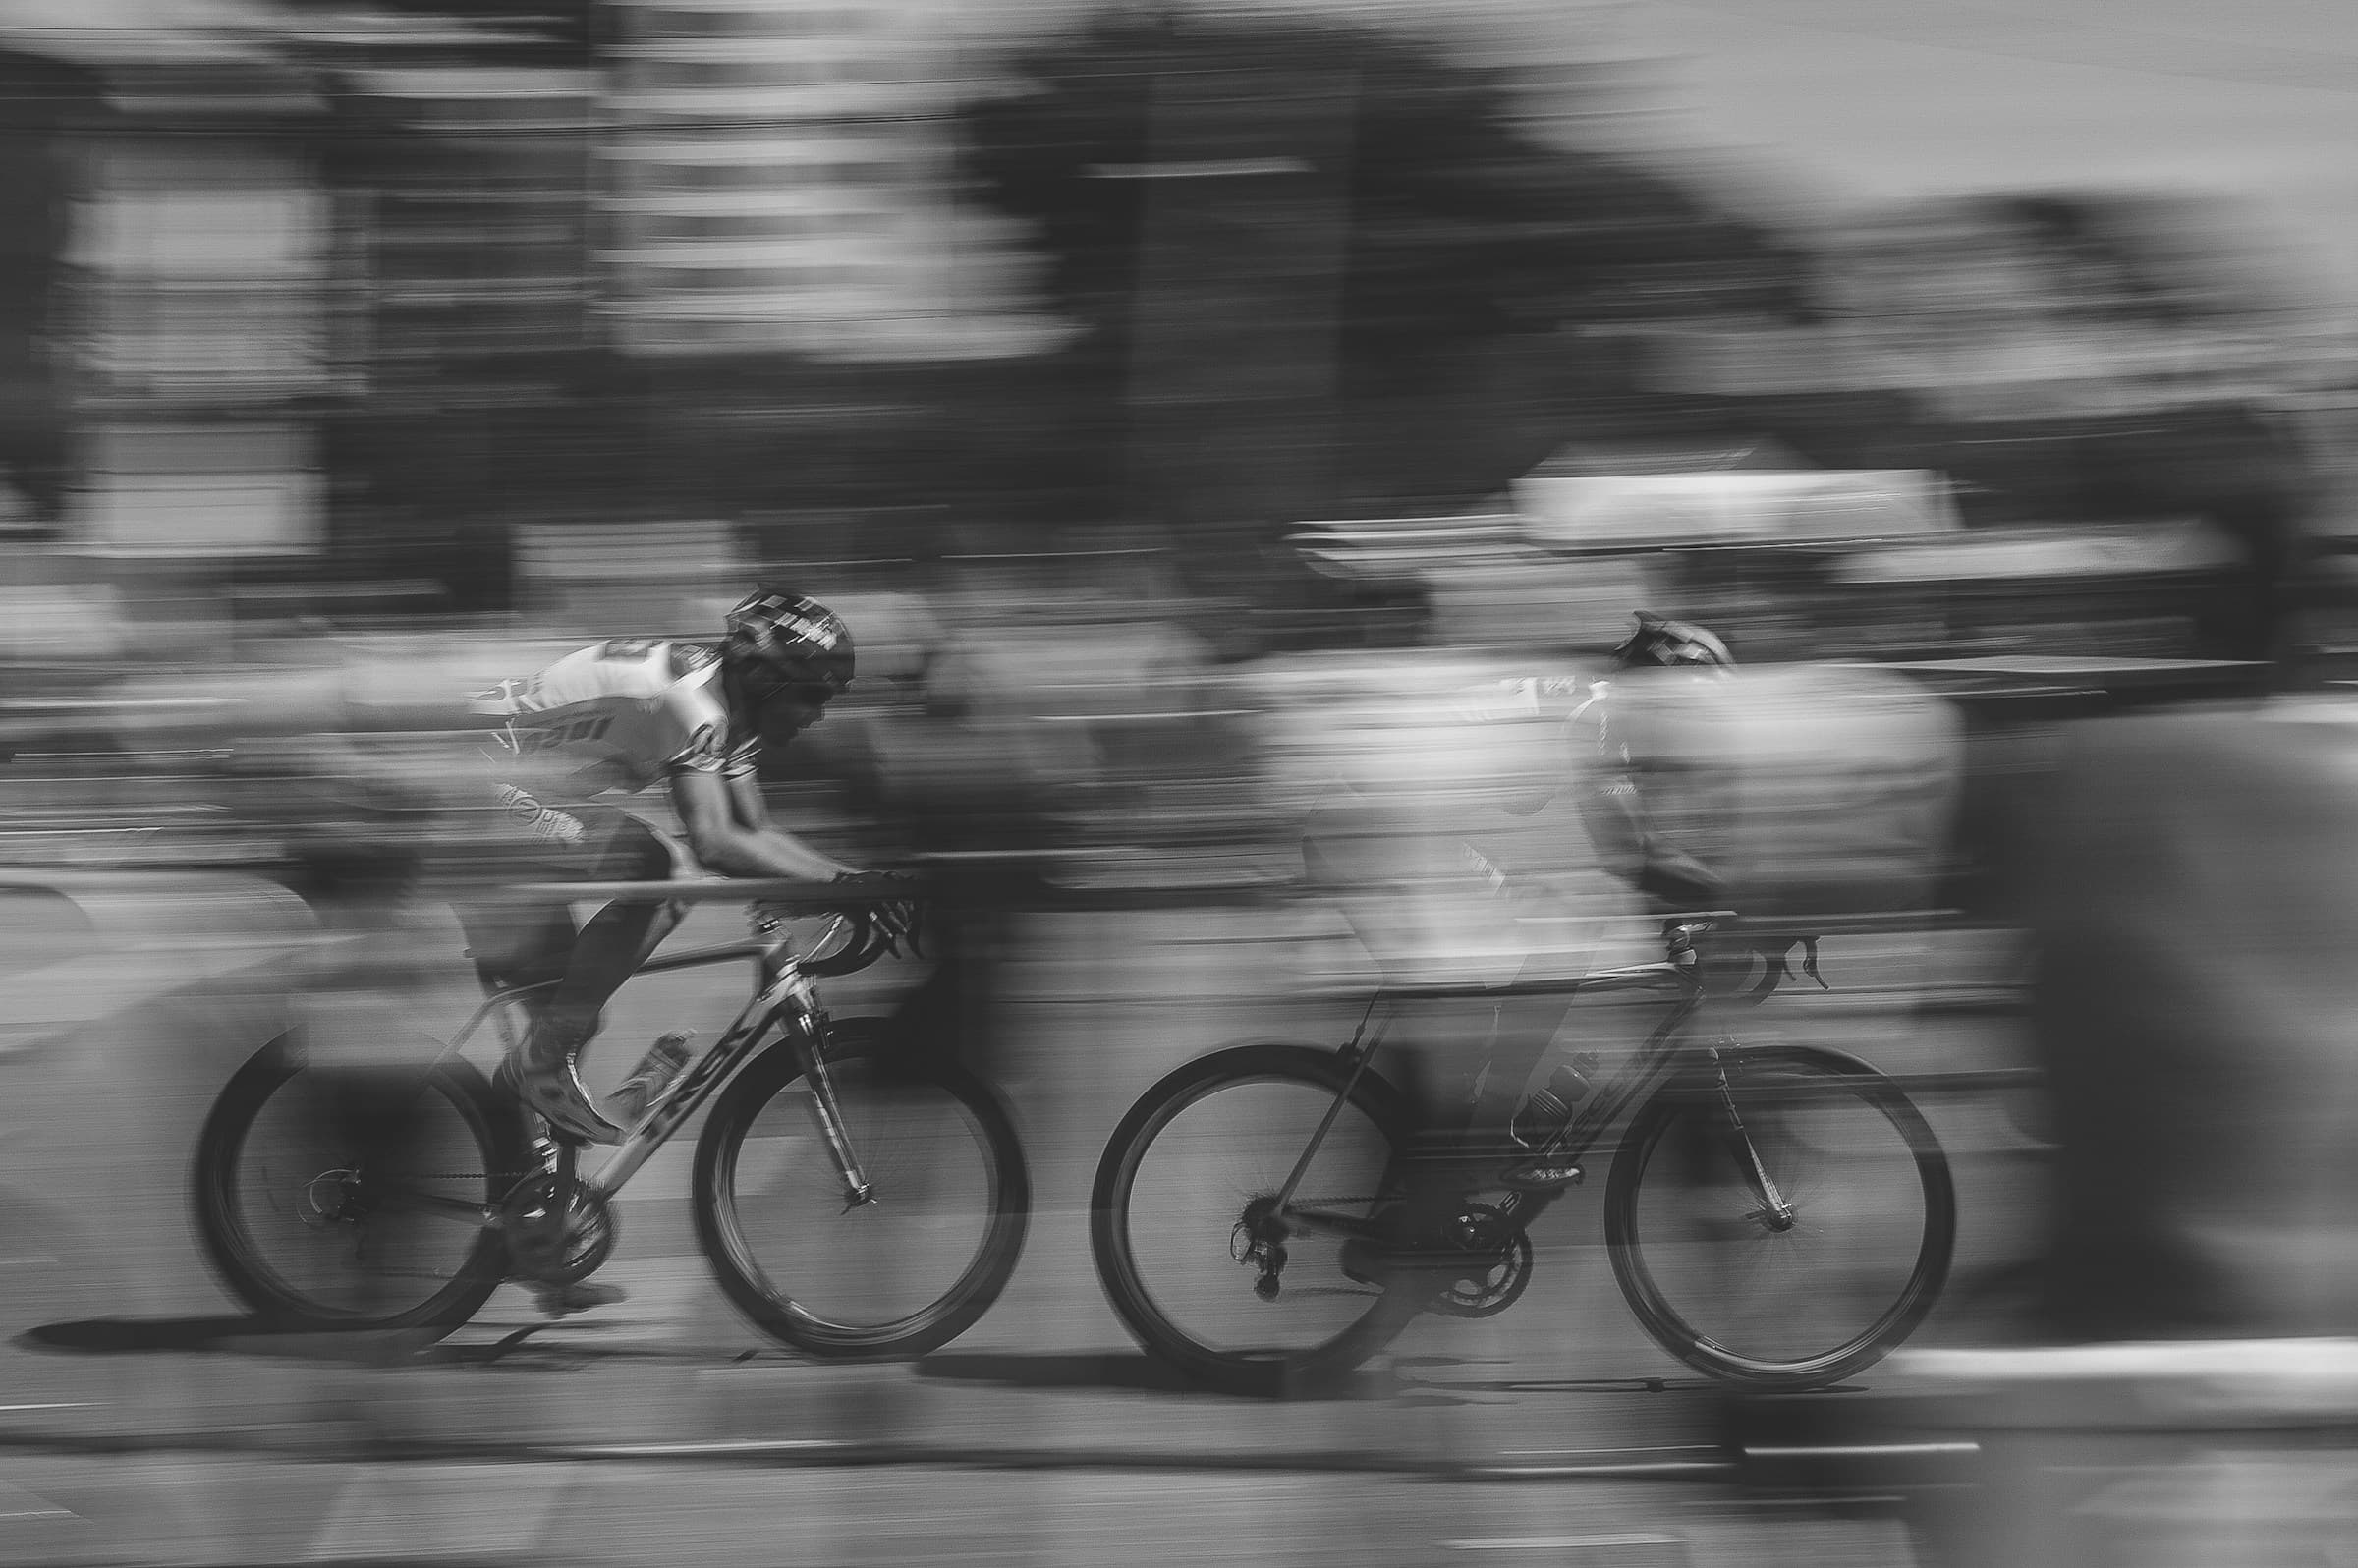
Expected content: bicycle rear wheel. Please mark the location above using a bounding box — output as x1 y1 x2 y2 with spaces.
1605 1042 1954 1388
693 1020 1029 1359
195 1035 518 1336
1091 1043 1419 1398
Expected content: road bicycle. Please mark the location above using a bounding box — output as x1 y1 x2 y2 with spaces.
1091 914 1956 1396
193 874 1031 1359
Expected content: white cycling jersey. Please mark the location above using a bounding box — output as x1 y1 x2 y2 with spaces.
469 639 759 801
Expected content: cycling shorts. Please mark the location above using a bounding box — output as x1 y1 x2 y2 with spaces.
484 784 694 883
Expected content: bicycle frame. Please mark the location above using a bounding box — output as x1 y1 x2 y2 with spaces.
438 907 876 1209
1272 919 1762 1243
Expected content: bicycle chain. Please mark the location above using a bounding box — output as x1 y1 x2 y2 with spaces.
396 1169 533 1183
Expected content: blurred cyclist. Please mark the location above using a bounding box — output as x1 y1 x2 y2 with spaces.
1334 610 1734 1287
458 588 912 1148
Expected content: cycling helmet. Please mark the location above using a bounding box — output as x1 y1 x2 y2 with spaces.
1608 611 1734 672
722 588 855 707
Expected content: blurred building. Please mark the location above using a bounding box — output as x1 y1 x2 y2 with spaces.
599 0 1039 362
66 75 330 562
292 9 608 605
0 12 333 666
329 61 597 387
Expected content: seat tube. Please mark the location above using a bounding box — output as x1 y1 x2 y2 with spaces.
1271 998 1392 1213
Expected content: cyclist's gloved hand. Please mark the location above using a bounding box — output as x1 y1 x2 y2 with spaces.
835 868 926 959
871 897 924 959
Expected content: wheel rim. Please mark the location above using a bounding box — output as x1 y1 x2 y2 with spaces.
1109 1073 1398 1364
710 1058 1007 1341
1615 1058 1949 1381
220 1064 499 1322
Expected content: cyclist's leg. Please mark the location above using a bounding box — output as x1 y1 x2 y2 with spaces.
492 803 687 1145
453 900 576 1006
1381 987 1569 1271
446 782 599 998
1310 820 1569 1281
536 813 691 1046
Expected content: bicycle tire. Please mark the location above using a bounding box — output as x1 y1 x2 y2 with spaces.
194 1033 519 1337
692 1019 1029 1359
1091 1042 1421 1399
1604 1042 1955 1389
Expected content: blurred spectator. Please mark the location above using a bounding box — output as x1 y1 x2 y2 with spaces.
2019 702 2358 1339
1865 698 2358 1568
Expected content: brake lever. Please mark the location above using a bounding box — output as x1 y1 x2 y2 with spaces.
1744 935 1831 1003
1797 934 1829 990
877 900 926 961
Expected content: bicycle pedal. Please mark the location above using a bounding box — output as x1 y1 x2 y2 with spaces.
1499 1160 1584 1192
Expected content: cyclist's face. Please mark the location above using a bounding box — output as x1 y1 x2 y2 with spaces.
737 665 838 743
763 686 835 743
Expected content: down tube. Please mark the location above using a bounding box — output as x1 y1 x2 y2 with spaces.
588 992 781 1197
1544 990 1707 1169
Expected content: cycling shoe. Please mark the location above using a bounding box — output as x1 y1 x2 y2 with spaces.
507 1019 624 1146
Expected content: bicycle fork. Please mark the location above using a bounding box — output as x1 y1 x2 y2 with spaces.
793 1027 873 1212
762 965 874 1212
1701 1044 1796 1230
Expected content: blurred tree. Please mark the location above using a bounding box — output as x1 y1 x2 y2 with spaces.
956 3 1805 596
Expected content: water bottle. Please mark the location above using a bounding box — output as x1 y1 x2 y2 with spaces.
608 1031 694 1126
1514 1053 1598 1147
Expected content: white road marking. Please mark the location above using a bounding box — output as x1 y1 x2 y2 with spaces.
0 1480 77 1521
1435 1534 1686 1551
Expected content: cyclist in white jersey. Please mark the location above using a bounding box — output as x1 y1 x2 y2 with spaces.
459 588 906 1147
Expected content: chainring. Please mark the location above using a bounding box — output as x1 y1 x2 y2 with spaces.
1432 1205 1535 1319
498 1174 617 1286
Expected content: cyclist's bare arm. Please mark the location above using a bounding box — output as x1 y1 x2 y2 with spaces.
669 768 864 881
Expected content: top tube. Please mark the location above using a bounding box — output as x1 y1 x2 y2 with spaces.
1374 963 1686 1003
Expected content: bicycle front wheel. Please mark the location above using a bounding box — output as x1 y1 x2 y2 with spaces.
693 1021 1029 1359
1091 1043 1417 1398
194 1035 518 1336
1605 1043 1955 1389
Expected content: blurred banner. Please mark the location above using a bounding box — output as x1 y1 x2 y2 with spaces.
1515 466 1959 551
